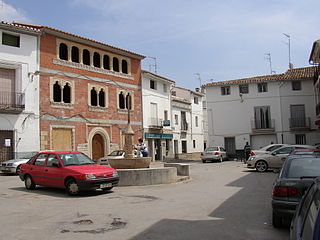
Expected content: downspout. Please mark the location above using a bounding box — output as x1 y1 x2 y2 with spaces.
279 81 285 143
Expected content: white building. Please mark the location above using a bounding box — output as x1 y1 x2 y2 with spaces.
205 67 320 155
141 70 175 161
0 22 40 162
171 86 204 159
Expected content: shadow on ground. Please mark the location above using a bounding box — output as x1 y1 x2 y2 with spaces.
130 171 289 240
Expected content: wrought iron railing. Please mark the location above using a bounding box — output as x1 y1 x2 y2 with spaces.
149 117 163 127
251 119 275 130
181 121 188 131
0 91 25 110
289 117 311 129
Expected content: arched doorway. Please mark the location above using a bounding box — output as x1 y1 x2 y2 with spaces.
92 134 104 161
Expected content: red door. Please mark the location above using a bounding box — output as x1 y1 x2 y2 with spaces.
28 153 47 185
43 154 64 188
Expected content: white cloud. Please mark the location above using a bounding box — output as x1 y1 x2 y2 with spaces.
0 1 30 22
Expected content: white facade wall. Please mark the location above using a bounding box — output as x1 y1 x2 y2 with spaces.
0 25 40 154
206 76 320 152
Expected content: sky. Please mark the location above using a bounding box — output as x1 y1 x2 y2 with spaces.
1 0 320 90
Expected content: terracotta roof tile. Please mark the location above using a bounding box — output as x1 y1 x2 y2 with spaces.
205 66 317 87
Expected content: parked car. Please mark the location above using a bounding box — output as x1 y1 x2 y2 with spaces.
201 146 227 163
290 178 320 239
272 152 320 227
1 151 38 174
99 150 125 165
19 151 119 196
250 144 288 156
247 145 315 172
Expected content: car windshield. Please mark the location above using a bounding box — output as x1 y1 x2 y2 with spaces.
265 145 283 152
108 150 124 156
284 157 320 178
206 147 219 151
59 153 95 166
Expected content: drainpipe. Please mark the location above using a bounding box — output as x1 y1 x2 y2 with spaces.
279 81 285 143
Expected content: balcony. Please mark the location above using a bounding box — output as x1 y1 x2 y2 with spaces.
0 91 25 113
251 119 275 133
148 118 163 129
289 117 311 130
181 121 188 132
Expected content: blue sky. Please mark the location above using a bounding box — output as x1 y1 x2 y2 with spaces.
1 0 320 89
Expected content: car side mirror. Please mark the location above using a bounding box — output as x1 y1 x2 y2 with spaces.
52 162 60 168
271 152 277 156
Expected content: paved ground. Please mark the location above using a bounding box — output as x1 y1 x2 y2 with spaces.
0 161 289 240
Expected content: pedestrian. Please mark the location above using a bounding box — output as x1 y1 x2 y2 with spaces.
244 142 251 163
137 138 148 157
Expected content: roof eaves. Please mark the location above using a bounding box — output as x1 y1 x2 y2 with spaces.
1 21 41 35
142 70 175 83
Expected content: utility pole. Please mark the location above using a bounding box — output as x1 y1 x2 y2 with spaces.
264 53 275 74
283 33 293 69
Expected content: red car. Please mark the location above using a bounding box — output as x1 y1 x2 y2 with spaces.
19 151 119 196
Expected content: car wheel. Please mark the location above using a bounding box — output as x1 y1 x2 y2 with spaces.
16 165 21 175
255 160 268 172
202 160 206 163
24 175 36 190
272 211 283 228
66 179 80 196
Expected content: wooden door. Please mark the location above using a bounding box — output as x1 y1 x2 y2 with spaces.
52 128 72 151
92 134 104 161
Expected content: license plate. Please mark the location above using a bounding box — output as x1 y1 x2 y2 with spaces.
100 183 112 188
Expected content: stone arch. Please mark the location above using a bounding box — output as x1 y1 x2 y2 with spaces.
88 127 110 161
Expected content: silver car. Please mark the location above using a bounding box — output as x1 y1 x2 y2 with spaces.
1 151 37 174
201 146 227 163
247 145 315 172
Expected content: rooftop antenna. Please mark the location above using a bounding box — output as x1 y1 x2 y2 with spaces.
283 33 293 69
264 53 276 74
147 56 157 73
194 73 202 87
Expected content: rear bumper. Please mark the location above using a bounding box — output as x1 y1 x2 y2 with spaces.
77 177 120 190
201 155 221 160
272 199 299 219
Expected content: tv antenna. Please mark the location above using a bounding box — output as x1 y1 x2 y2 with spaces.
147 56 157 73
194 73 202 87
264 53 275 74
283 33 293 69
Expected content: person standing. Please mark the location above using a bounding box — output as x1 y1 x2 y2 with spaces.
138 138 148 157
244 142 251 162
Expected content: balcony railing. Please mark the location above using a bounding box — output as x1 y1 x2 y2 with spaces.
251 119 275 132
289 117 311 129
0 91 25 112
149 118 163 128
181 121 188 131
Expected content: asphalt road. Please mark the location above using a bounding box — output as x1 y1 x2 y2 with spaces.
0 161 289 240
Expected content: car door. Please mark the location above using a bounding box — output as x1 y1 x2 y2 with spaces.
220 147 227 159
44 154 65 188
270 147 294 168
27 153 47 185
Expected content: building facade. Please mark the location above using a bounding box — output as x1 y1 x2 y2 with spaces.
19 24 145 161
141 70 175 161
171 86 204 159
0 22 41 162
205 67 320 155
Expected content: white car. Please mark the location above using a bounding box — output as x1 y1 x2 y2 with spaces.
1 151 38 174
201 146 228 163
99 150 125 165
250 144 288 156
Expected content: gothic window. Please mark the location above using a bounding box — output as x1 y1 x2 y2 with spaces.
59 43 68 60
122 59 128 74
71 46 79 63
83 49 90 66
103 55 110 70
126 93 132 110
99 89 105 107
93 52 101 68
63 83 71 103
90 88 98 106
113 57 119 72
53 81 62 102
119 92 125 109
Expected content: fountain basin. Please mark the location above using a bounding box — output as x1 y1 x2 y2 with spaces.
108 157 151 169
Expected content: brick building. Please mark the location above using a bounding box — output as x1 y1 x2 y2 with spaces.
19 24 145 160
